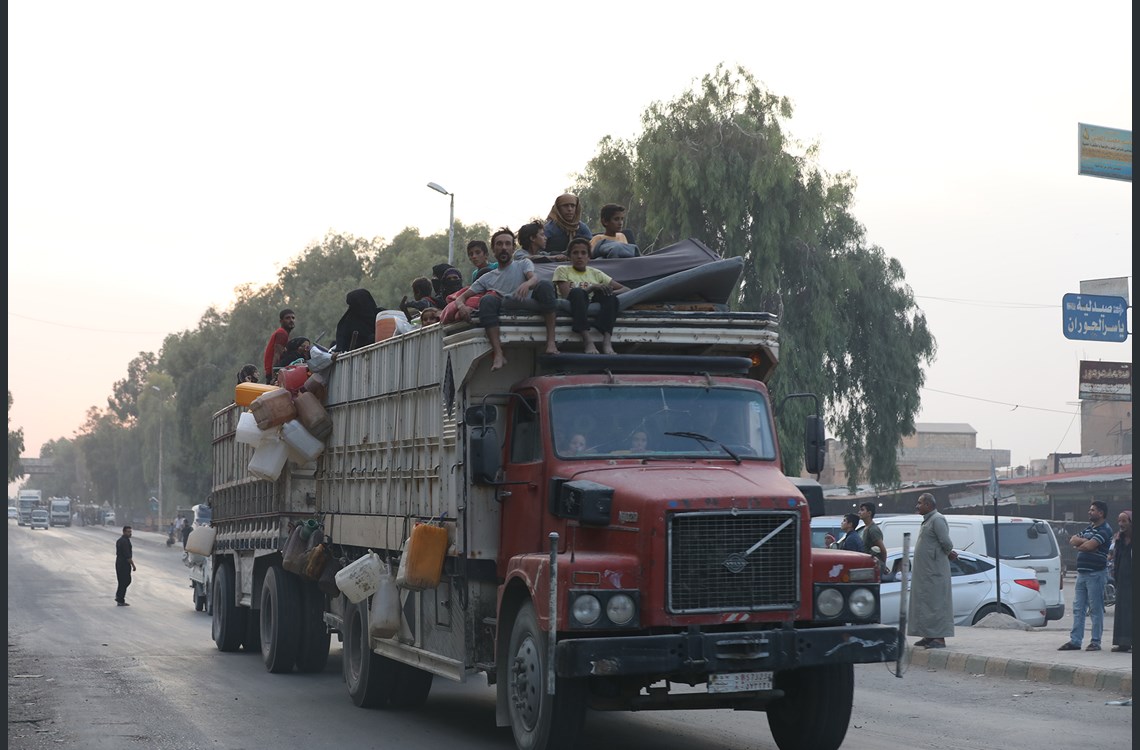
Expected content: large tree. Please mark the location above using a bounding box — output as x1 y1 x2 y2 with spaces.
576 64 935 488
8 390 25 483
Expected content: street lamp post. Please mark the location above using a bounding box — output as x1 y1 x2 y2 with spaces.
427 181 455 266
152 385 164 532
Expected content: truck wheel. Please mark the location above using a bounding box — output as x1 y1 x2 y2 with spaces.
506 602 587 750
243 609 261 652
767 664 853 750
260 564 300 673
211 562 246 653
388 662 433 709
343 599 388 707
294 582 330 673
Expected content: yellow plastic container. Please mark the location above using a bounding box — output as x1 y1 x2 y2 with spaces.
235 382 279 407
396 523 449 591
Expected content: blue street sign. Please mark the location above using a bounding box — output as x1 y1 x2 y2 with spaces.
1062 293 1129 342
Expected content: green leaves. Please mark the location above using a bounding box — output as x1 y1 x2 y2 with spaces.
578 63 936 489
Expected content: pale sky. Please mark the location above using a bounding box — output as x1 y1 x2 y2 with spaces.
7 1 1132 496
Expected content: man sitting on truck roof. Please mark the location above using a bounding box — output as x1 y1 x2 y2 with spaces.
452 227 559 370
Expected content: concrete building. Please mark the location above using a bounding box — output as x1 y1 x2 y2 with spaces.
819 423 1008 487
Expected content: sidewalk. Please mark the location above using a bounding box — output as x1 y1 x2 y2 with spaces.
906 589 1132 697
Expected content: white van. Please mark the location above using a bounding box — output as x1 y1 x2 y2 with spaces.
875 514 1064 622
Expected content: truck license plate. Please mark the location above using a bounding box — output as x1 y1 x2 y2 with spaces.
708 671 773 693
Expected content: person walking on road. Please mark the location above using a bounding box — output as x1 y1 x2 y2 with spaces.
908 493 957 649
115 525 137 606
1059 501 1113 652
1109 510 1131 653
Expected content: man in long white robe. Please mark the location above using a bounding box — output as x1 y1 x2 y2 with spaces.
907 493 958 648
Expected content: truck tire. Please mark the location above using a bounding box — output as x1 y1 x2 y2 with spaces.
211 562 246 653
766 663 853 750
388 662 433 709
243 609 261 652
260 564 300 673
294 582 330 673
506 602 587 750
343 599 388 707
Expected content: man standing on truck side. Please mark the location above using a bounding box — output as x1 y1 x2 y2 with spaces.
262 308 296 384
908 493 957 649
1059 500 1114 652
452 227 559 371
114 525 137 606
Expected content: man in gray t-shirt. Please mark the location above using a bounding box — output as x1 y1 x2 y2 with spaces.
454 227 559 370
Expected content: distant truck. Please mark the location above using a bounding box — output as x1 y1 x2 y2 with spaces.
17 489 42 527
49 497 73 527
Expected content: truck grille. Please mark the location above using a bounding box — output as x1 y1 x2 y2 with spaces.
668 510 799 613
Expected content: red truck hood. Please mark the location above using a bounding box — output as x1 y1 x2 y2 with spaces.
568 462 802 507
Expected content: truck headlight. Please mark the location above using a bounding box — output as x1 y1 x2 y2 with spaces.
817 588 844 617
606 594 636 625
571 594 602 625
848 587 876 618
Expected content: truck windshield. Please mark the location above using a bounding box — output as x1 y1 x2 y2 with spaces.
550 385 776 460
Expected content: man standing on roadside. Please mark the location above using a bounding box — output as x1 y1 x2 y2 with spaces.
908 493 957 649
262 308 296 384
858 502 888 574
115 525 137 606
1059 501 1113 652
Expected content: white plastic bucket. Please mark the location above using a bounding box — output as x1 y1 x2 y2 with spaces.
335 551 383 604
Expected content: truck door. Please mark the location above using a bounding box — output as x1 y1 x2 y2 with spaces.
499 396 547 559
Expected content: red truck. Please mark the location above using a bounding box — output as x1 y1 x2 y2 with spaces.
203 252 896 750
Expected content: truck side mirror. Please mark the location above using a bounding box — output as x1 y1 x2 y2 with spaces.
469 426 501 485
465 405 498 427
804 414 826 475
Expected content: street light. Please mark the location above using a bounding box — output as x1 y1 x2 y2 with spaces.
152 385 164 533
427 181 455 266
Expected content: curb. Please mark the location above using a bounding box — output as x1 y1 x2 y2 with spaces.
907 646 1133 695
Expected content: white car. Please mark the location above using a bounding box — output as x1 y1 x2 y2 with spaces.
7 507 17 520
30 509 50 530
879 548 1046 627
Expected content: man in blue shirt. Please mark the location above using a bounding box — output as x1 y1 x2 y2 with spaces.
1058 501 1113 651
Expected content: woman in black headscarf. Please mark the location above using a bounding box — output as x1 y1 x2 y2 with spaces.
275 337 312 368
335 289 380 352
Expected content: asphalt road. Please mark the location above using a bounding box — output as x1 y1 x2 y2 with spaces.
8 521 1132 750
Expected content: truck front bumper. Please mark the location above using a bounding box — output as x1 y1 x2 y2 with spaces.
555 624 899 679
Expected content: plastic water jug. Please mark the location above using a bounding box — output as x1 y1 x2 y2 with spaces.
248 435 289 481
235 411 275 447
395 523 449 591
369 563 400 639
185 526 216 556
282 419 324 464
335 551 383 604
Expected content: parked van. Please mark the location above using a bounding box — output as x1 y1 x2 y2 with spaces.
875 514 1064 621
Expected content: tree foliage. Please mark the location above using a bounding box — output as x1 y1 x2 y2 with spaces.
574 64 935 488
8 391 25 483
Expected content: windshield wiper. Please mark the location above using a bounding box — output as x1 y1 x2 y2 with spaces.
663 431 741 464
